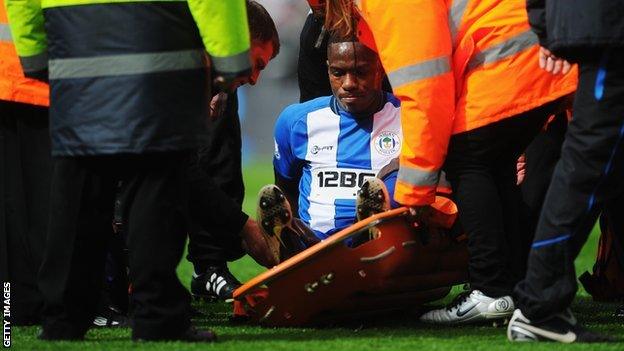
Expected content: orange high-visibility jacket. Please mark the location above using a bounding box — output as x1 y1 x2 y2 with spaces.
356 0 577 206
0 0 48 106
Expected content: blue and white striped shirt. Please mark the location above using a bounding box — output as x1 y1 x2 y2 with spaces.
273 93 402 239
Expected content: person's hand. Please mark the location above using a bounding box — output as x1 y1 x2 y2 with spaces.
240 218 280 268
407 206 431 227
539 47 571 75
517 154 526 185
209 92 228 119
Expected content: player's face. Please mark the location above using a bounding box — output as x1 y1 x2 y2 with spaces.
328 42 383 115
249 40 274 86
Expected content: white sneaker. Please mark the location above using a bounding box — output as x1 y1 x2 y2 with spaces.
419 290 514 325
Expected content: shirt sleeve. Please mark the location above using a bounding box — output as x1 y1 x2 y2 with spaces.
187 0 250 75
6 0 48 79
357 0 454 206
273 107 303 180
526 0 548 47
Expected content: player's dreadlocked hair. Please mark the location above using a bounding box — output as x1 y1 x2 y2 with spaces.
325 0 357 38
327 29 359 45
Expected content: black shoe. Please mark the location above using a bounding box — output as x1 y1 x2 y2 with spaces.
92 305 129 328
133 326 217 342
191 265 241 302
507 309 615 343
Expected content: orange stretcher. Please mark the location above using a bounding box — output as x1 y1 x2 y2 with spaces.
233 199 469 327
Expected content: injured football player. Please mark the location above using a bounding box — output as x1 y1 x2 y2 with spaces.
256 32 405 263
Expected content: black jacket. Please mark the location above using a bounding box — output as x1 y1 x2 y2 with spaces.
527 0 624 61
297 13 332 103
46 2 208 156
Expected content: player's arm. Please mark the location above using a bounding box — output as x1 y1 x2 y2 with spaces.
187 159 248 241
6 0 48 80
187 160 278 267
273 106 304 217
187 0 251 89
526 0 548 46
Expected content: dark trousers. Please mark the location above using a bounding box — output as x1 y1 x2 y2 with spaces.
187 93 246 271
520 113 568 242
515 50 624 320
444 102 558 297
40 153 191 339
0 101 51 325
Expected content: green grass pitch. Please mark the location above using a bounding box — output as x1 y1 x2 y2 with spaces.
9 162 624 350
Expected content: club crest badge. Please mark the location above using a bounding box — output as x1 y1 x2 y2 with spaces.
374 131 400 156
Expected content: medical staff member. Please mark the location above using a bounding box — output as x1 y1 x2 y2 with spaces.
325 0 577 324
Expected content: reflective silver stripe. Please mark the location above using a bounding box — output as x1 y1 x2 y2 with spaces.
398 166 440 187
387 56 451 89
0 23 12 42
211 50 250 74
467 30 539 71
449 0 468 43
49 49 205 79
20 53 48 73
40 0 187 7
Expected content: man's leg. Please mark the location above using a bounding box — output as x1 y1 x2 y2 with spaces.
519 113 568 266
445 149 514 297
188 227 246 272
188 226 245 302
493 159 527 283
606 193 624 318
448 107 553 297
0 102 51 325
514 51 624 327
420 104 553 324
39 157 115 339
124 152 195 340
13 106 53 325
93 229 130 328
521 113 567 227
187 94 247 300
185 178 247 272
494 107 557 288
